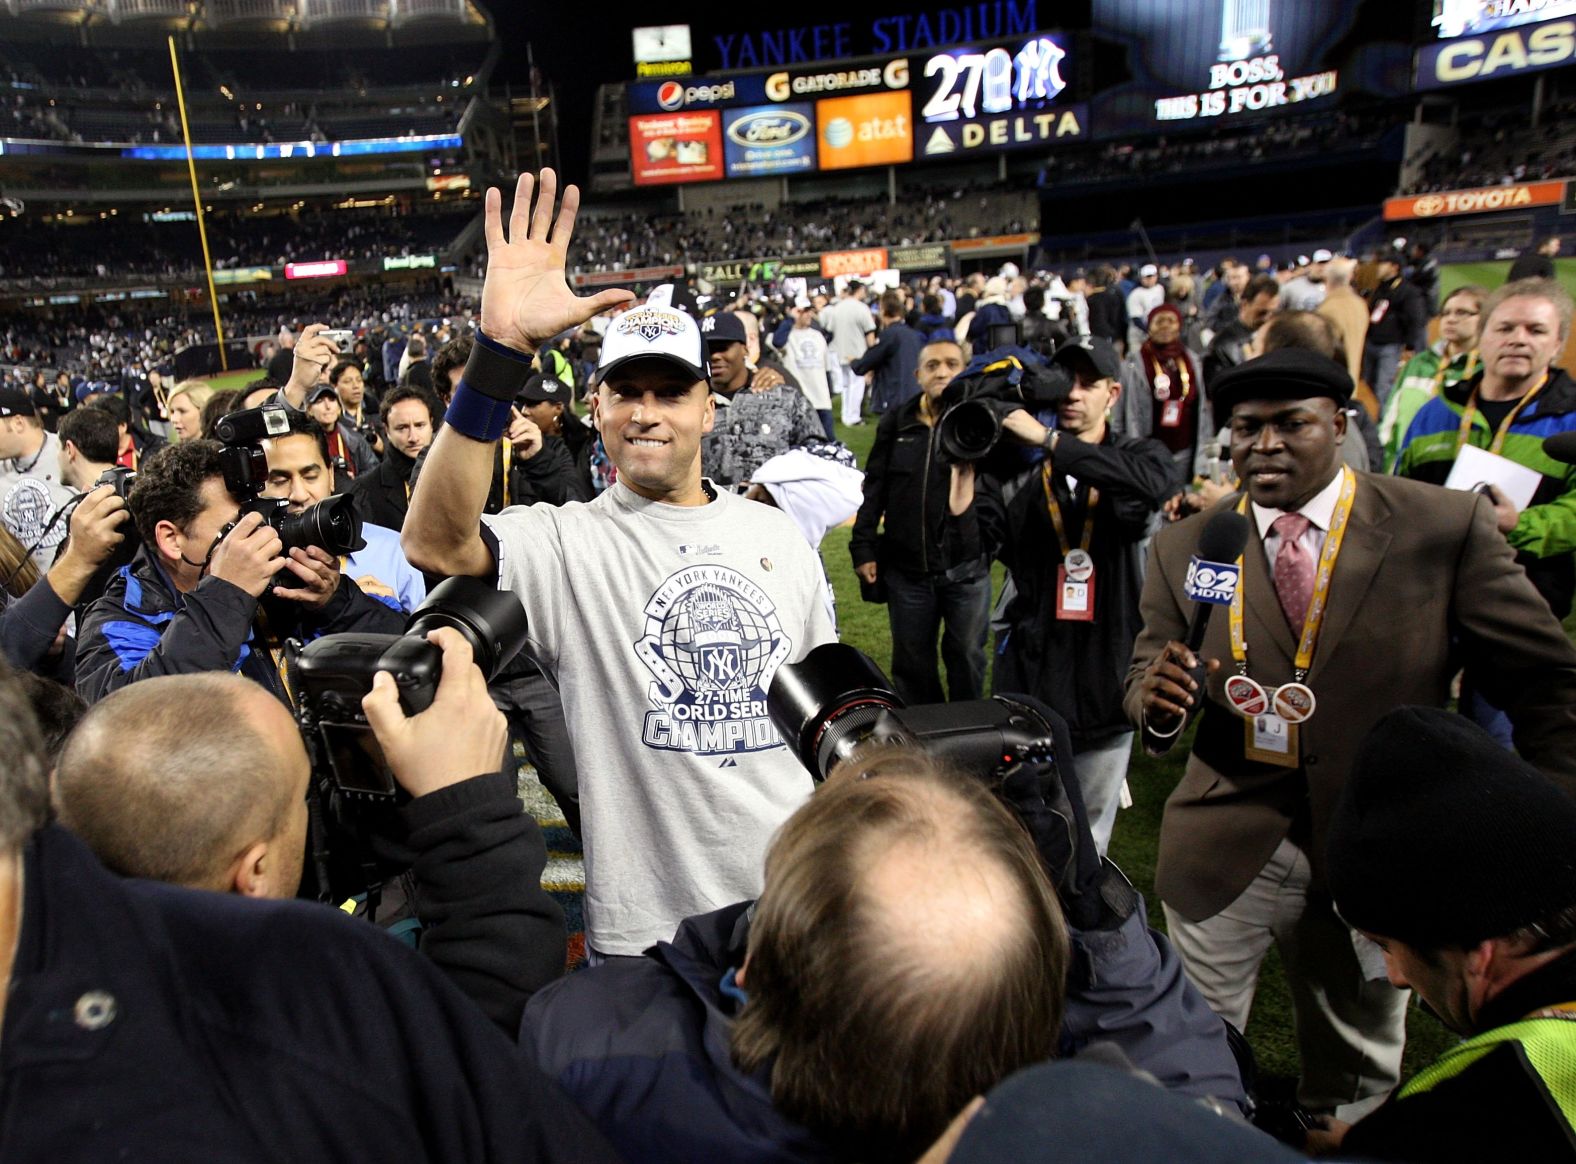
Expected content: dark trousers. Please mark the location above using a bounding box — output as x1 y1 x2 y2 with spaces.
491 664 581 837
884 565 992 704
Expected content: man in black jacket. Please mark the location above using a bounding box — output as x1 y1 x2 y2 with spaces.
1203 274 1280 390
949 337 1176 854
853 290 927 416
851 338 991 702
0 659 619 1163
1363 253 1429 411
55 628 563 1035
348 383 437 531
1310 707 1576 1160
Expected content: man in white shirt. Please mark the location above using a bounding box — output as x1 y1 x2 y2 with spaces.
780 296 834 439
1126 264 1165 353
821 281 877 428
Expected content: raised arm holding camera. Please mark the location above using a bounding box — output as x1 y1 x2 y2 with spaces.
403 170 836 960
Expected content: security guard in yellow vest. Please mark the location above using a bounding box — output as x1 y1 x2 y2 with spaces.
1308 706 1576 1161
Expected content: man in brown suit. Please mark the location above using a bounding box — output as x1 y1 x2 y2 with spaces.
1125 348 1576 1122
1315 257 1368 388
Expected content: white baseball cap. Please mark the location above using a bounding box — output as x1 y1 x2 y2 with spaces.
1312 248 1334 263
1139 263 1158 278
596 285 709 386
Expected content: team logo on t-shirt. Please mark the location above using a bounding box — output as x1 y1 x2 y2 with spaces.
635 565 793 754
2 478 66 558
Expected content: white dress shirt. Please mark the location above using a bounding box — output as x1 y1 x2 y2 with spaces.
1250 469 1345 565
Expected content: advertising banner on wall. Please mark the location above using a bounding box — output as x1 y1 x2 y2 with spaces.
630 112 726 185
1383 180 1567 220
721 104 818 177
815 91 914 170
1415 17 1576 89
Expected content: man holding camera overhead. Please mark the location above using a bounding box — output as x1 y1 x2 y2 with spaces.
75 437 403 704
946 336 1176 854
403 170 834 959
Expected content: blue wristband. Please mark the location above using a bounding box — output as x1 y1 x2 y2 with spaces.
444 381 514 442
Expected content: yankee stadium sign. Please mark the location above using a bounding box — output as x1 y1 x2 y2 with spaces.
711 1 1039 70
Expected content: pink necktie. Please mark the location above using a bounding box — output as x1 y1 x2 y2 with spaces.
1271 513 1314 632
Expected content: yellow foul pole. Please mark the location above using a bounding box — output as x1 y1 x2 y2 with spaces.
168 35 228 371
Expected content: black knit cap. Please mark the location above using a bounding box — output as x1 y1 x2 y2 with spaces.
1210 348 1352 418
1327 706 1576 948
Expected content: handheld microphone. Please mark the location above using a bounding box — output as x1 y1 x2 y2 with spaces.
1543 431 1576 466
1182 510 1251 653
1147 510 1251 748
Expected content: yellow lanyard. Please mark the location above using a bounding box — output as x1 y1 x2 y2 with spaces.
1042 462 1097 558
1456 371 1547 455
1229 466 1357 681
1147 351 1191 401
501 437 513 508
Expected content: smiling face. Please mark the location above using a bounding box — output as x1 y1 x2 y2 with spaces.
707 340 749 393
1148 312 1180 346
1479 294 1563 393
1228 397 1346 510
593 358 715 504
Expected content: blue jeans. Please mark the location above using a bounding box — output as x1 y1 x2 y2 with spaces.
884 565 992 704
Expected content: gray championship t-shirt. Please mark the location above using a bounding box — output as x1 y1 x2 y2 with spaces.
483 480 836 955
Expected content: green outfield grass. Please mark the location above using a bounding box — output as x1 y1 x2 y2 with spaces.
823 412 1458 1085
1440 257 1576 302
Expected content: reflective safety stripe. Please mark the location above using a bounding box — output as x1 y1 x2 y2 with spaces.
1399 1016 1576 1131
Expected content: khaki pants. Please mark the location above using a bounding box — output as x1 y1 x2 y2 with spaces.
1163 836 1408 1120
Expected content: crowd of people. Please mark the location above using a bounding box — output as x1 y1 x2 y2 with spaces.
1 161 1576 1163
1401 100 1576 195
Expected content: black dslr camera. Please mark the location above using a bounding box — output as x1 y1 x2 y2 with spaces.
288 577 530 798
936 353 1072 469
96 465 138 500
768 642 1057 784
214 404 363 556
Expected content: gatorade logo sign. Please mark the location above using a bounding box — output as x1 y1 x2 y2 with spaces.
1183 556 1241 605
658 80 738 110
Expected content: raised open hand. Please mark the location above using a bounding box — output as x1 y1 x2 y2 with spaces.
480 169 634 355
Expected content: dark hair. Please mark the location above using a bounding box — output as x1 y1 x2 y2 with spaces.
127 440 227 550
1243 274 1281 304
1024 286 1046 313
275 405 334 471
58 406 121 464
0 659 50 851
200 390 242 439
732 752 1068 1163
87 394 131 427
244 377 279 393
329 359 362 386
922 293 942 315
15 672 85 761
431 334 472 396
879 290 905 320
381 383 438 421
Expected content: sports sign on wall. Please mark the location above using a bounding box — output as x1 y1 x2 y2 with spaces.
721 104 818 177
913 33 1086 157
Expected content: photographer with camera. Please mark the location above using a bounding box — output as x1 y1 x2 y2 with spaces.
947 336 1176 855
74 439 404 704
521 649 1243 1163
262 407 425 612
56 620 567 1033
0 661 622 1163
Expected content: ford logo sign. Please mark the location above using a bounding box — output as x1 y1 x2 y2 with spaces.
727 111 810 148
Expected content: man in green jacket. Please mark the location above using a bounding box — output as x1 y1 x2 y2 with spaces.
1308 706 1576 1161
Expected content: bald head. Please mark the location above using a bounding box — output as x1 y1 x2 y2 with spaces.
55 675 309 894
733 754 1068 1162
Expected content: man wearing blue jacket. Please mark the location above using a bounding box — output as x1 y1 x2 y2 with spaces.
74 440 403 704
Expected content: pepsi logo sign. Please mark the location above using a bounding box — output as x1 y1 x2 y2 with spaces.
727 110 810 148
657 80 737 111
